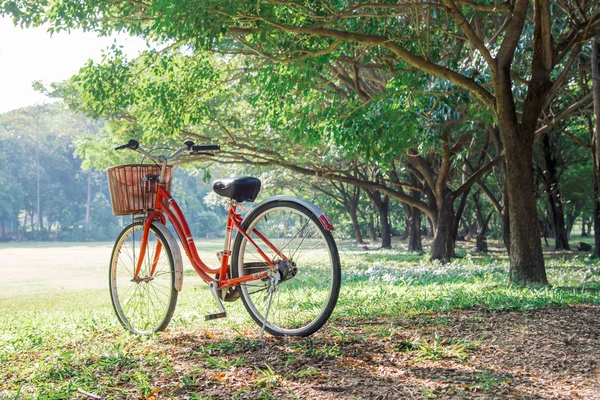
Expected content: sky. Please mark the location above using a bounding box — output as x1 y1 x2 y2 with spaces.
0 16 147 113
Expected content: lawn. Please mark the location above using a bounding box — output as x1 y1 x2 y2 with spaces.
1 238 599 399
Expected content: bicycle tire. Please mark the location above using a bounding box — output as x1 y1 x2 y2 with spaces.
231 200 341 337
109 221 178 335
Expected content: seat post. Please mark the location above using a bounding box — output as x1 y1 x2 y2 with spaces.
222 200 238 265
227 199 238 211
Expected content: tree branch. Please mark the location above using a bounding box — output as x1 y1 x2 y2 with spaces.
496 0 529 69
535 92 593 137
228 21 495 108
442 0 494 67
454 154 505 197
407 151 437 191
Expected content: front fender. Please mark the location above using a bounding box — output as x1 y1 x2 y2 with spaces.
247 195 335 231
152 222 184 291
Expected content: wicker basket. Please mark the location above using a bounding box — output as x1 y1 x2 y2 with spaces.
107 164 173 216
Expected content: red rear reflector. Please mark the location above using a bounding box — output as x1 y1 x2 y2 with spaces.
318 215 335 231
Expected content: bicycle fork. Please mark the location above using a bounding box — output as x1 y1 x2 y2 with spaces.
133 220 162 279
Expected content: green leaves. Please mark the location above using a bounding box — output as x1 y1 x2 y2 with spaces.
71 46 224 139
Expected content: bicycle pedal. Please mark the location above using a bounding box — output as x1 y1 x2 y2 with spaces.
208 281 227 321
205 312 227 321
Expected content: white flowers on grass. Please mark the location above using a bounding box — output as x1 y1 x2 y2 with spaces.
343 255 508 286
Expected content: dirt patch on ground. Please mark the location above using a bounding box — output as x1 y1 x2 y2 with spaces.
141 305 600 399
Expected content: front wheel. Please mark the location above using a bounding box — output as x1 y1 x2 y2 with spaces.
231 201 341 337
109 221 178 335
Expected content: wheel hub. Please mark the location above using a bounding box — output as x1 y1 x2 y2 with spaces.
276 259 297 282
131 276 154 284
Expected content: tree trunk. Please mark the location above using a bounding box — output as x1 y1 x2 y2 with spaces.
489 124 511 253
541 133 570 250
407 206 422 252
502 185 511 253
473 191 491 252
85 169 92 232
550 197 570 250
595 184 600 257
582 216 587 237
452 190 470 241
496 70 547 284
406 173 423 251
430 194 455 262
593 41 600 258
400 218 409 240
476 234 488 252
500 127 547 282
540 212 550 247
566 212 576 239
349 206 364 244
379 196 391 249
400 206 410 240
368 213 377 242
365 189 392 248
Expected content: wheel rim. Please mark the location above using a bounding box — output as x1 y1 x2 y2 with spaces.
238 206 336 335
110 224 174 335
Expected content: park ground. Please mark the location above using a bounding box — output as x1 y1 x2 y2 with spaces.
1 238 600 399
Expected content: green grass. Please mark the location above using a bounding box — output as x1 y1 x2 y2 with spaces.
1 240 599 398
335 249 600 321
467 369 511 392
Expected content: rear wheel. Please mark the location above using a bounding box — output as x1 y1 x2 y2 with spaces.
109 222 178 335
231 201 341 336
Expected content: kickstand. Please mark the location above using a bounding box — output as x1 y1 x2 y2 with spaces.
260 285 275 341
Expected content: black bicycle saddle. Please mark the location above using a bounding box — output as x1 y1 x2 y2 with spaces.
212 177 261 203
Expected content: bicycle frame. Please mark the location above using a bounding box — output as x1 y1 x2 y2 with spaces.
132 182 284 290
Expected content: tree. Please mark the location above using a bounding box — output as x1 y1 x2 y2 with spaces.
5 0 600 283
535 131 572 250
535 42 600 255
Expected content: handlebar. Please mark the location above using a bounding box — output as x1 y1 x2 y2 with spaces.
114 139 220 164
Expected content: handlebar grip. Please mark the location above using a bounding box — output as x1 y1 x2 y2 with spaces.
194 144 220 151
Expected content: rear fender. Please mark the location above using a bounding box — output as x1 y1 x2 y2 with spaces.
247 195 335 231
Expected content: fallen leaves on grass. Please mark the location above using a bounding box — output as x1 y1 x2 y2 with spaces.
3 305 600 399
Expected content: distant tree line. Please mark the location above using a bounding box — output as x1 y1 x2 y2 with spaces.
0 105 227 241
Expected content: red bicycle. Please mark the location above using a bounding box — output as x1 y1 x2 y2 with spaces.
106 140 341 337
